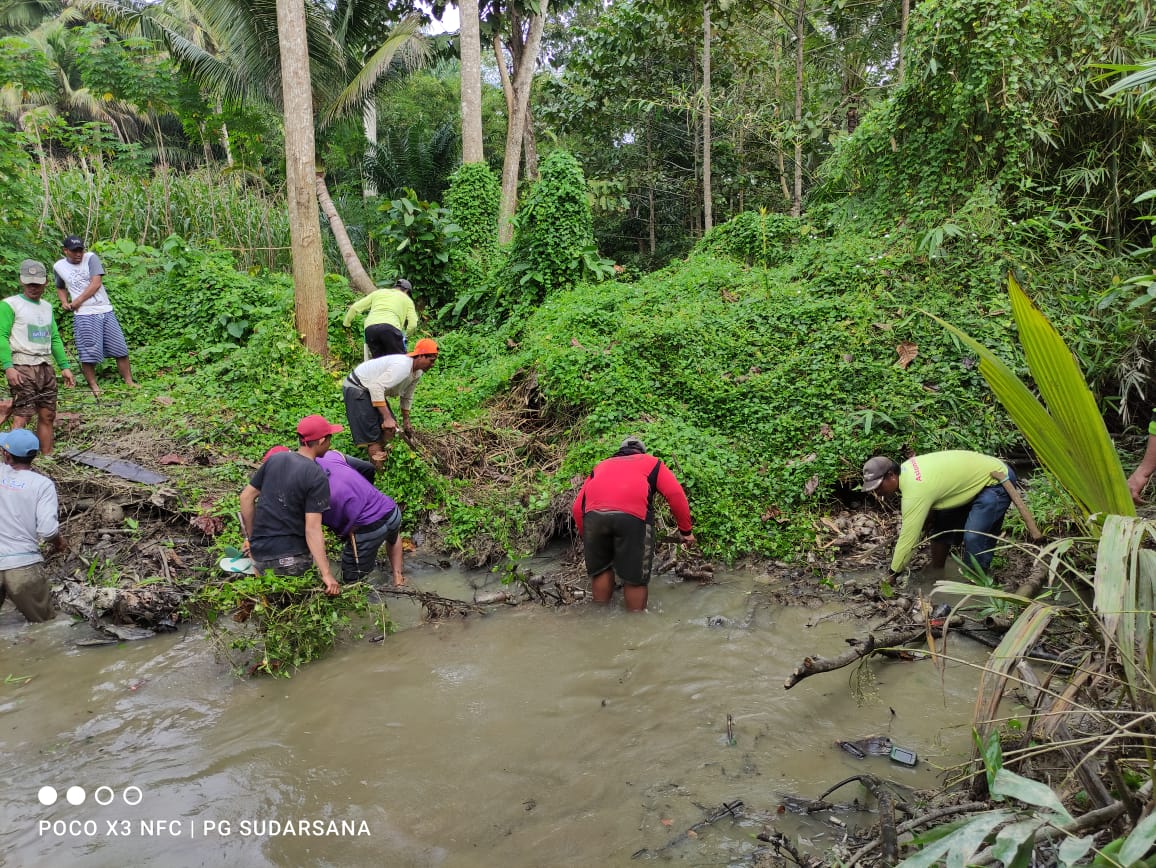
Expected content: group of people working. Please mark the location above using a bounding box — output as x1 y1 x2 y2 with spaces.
4 251 1156 620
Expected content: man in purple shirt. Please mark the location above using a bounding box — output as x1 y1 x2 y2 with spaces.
316 450 406 586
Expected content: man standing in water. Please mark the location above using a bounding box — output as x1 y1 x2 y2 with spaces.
240 415 342 595
0 260 75 455
572 437 696 612
862 450 1014 576
53 235 136 397
0 429 67 622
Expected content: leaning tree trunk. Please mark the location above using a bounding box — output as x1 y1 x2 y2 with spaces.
497 3 548 245
276 0 328 356
459 0 485 164
316 173 376 296
702 1 713 233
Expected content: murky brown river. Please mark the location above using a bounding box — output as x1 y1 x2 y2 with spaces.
1 559 993 867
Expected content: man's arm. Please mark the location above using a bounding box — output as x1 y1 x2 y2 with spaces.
1129 424 1156 504
342 293 373 327
70 254 106 309
654 462 693 534
304 512 340 594
0 303 16 380
36 482 61 545
239 484 259 555
402 295 418 334
49 319 74 386
398 375 420 435
890 500 931 573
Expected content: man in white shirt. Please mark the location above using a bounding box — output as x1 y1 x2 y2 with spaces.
53 235 137 397
341 338 438 468
0 429 66 622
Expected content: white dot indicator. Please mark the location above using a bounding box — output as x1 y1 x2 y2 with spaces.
38 786 58 806
123 786 142 806
94 787 114 806
66 786 86 806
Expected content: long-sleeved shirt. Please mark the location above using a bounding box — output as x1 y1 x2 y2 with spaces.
891 450 1008 571
0 295 69 370
351 355 423 409
342 288 418 333
572 453 693 535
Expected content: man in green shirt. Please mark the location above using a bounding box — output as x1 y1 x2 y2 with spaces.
342 278 419 359
1 260 75 455
862 450 1014 575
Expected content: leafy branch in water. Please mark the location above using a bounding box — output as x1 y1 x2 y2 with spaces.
185 571 393 677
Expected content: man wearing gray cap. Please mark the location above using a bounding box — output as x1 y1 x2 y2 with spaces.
862 451 1014 576
572 436 696 611
0 260 75 455
341 277 419 359
0 428 66 622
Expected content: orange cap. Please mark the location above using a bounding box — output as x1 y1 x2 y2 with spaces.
408 338 439 357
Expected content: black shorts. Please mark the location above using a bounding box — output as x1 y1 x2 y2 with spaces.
582 511 654 586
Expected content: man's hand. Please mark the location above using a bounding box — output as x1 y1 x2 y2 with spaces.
679 530 697 547
1128 471 1149 505
322 574 340 595
61 301 73 312
241 538 251 557
61 369 76 388
5 368 21 388
381 415 398 439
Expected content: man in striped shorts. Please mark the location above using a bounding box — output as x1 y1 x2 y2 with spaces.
53 235 137 397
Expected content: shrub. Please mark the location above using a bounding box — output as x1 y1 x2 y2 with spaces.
374 189 461 310
443 162 501 310
693 210 806 268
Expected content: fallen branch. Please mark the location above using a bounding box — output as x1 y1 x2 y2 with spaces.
374 585 484 619
784 627 927 689
844 801 992 868
818 774 903 865
631 800 743 859
756 829 821 867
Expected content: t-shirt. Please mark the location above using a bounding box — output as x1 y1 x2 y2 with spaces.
53 252 112 316
247 451 330 560
0 467 59 569
342 288 418 333
0 294 70 369
351 355 423 409
891 450 1008 571
316 451 396 537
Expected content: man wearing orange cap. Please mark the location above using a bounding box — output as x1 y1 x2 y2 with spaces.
341 338 439 468
239 415 343 594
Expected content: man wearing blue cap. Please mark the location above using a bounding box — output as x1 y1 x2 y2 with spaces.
0 429 66 622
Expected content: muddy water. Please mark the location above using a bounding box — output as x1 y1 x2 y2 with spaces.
0 560 992 867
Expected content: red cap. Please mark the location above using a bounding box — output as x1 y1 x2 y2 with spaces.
297 415 344 441
408 338 439 357
262 445 290 462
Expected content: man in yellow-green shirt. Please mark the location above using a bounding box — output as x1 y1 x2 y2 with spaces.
342 278 419 359
862 450 1014 576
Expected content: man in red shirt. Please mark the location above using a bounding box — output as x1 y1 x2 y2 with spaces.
572 437 696 611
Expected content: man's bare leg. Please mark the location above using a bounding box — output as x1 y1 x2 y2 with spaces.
80 362 99 397
387 539 405 586
929 539 950 570
35 407 56 455
591 569 615 603
115 356 138 387
623 585 648 612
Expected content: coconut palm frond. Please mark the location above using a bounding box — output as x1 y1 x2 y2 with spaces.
320 14 421 128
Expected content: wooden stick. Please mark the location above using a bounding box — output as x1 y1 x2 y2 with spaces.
992 470 1042 541
783 626 927 689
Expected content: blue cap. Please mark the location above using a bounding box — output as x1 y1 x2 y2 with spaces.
4 428 41 458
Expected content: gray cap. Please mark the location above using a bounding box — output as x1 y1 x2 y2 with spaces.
620 436 646 453
395 278 412 292
861 456 895 491
19 260 47 285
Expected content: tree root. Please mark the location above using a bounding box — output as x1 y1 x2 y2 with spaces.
783 627 928 689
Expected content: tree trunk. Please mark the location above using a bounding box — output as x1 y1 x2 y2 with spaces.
362 99 379 198
316 173 376 296
459 0 485 164
702 1 712 233
215 95 233 167
276 0 328 356
497 3 548 245
898 0 910 84
522 104 539 181
791 0 804 218
646 124 656 256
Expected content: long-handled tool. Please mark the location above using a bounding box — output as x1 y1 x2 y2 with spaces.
992 470 1042 541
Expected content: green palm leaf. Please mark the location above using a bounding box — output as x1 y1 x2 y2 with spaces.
925 273 1134 518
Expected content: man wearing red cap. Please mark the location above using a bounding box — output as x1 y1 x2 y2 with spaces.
239 415 343 594
342 337 439 468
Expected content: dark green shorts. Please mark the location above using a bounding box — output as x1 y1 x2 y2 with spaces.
582 511 654 586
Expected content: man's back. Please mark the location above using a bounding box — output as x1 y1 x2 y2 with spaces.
248 451 329 560
0 468 57 569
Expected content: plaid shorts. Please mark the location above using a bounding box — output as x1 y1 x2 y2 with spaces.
8 363 58 416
